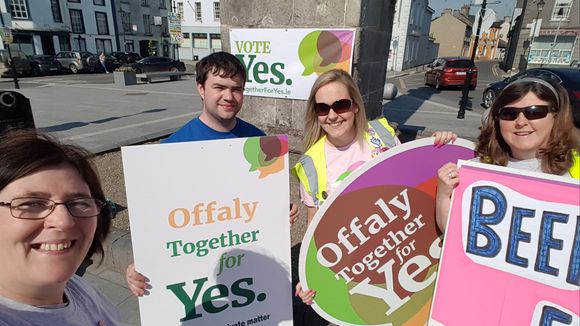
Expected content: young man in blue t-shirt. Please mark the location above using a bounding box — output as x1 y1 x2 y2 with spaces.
126 52 298 296
163 51 265 143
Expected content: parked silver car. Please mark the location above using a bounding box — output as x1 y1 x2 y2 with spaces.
54 51 99 74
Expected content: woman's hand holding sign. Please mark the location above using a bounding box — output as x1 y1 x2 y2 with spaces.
436 162 460 232
126 263 150 297
295 282 316 305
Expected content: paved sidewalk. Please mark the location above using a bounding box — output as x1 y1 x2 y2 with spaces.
84 261 140 325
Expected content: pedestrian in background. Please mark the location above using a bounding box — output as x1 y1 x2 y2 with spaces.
0 129 124 325
436 77 580 231
99 51 109 73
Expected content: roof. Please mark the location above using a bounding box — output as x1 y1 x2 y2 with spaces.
453 12 473 27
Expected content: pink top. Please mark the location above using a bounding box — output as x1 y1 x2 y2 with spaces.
299 139 371 207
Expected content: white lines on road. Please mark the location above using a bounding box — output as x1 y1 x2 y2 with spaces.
61 112 195 141
399 78 407 91
491 63 501 77
53 83 194 96
387 107 480 118
393 95 480 118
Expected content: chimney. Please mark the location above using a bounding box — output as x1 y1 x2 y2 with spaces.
460 4 470 17
442 8 452 16
504 16 511 23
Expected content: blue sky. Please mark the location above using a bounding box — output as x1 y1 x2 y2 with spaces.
429 0 517 21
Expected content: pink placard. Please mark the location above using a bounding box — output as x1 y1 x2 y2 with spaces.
430 160 580 325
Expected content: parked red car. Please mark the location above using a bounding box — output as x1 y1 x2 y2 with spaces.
425 57 478 90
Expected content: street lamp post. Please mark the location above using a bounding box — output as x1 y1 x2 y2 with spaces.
527 0 545 66
0 9 19 89
458 0 492 119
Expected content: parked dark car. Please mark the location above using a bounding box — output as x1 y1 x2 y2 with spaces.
0 49 33 77
110 51 142 64
127 56 186 74
54 51 99 74
425 57 478 90
29 55 64 75
482 68 580 128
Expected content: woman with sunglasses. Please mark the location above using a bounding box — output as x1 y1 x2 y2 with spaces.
436 77 580 231
291 69 455 322
0 130 124 325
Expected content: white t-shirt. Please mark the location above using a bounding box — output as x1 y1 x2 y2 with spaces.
0 275 125 326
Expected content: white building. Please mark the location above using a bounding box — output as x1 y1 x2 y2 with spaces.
175 0 221 60
2 0 116 55
388 0 435 71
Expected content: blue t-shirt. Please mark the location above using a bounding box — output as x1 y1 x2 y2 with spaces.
163 117 265 143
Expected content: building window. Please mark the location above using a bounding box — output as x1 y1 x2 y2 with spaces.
141 0 148 6
124 40 134 52
143 14 152 34
181 32 191 47
73 37 86 51
59 35 71 51
161 16 168 34
177 2 184 20
159 0 166 9
96 38 112 53
94 0 104 5
551 0 572 20
121 11 132 33
213 2 220 21
51 0 62 22
95 12 109 35
195 2 202 22
69 9 85 34
9 0 29 19
68 0 80 3
210 33 221 49
193 33 208 48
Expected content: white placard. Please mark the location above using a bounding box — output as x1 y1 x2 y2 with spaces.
230 28 356 100
122 136 293 325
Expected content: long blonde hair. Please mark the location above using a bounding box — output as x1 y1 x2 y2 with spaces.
302 69 368 152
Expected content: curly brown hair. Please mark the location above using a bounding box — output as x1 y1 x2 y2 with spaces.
477 78 579 174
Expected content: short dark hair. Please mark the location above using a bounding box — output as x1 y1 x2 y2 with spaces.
195 51 246 86
0 129 111 263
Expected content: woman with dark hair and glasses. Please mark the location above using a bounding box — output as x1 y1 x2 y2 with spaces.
291 69 455 322
436 77 580 231
0 129 124 325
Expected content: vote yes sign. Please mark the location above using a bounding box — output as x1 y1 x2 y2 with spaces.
430 160 580 325
299 138 476 325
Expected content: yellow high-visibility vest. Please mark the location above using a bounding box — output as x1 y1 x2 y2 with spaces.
292 117 397 208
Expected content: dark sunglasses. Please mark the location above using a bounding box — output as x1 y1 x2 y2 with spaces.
498 105 554 121
314 99 352 116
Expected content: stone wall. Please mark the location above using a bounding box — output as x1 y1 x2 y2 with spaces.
220 0 394 152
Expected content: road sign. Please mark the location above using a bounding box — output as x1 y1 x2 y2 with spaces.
1 27 13 44
168 12 182 45
473 8 496 36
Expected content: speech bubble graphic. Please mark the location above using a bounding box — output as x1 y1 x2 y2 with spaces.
244 135 288 179
299 30 354 76
317 31 342 67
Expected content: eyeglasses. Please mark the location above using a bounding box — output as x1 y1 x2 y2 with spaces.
498 105 554 121
314 99 352 116
0 197 105 220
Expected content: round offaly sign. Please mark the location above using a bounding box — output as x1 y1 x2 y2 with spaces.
299 138 475 325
